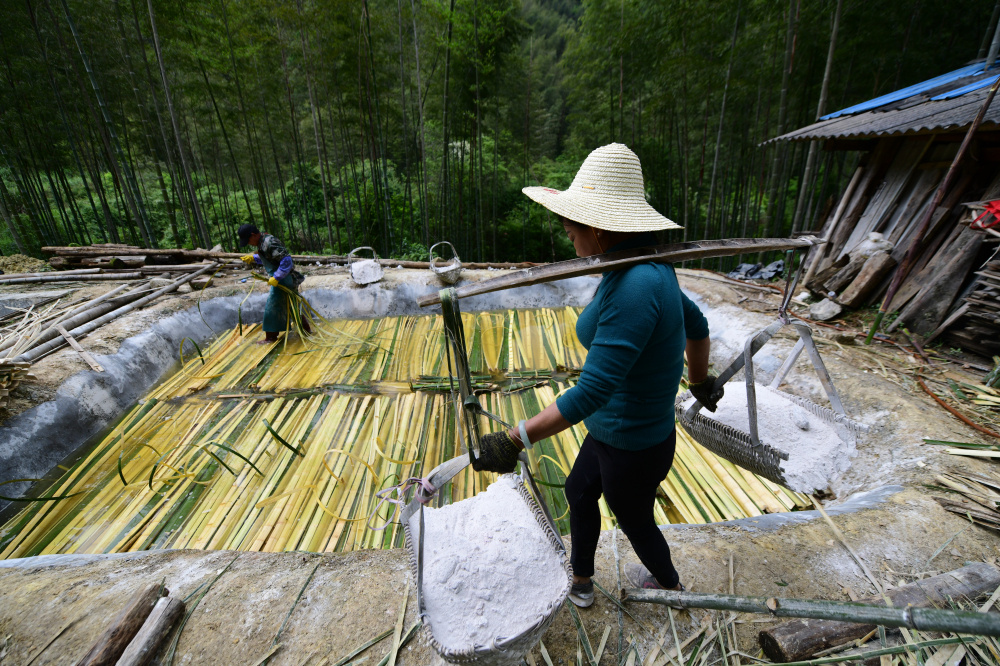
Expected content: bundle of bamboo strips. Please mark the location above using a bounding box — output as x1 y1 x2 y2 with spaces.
0 362 32 409
0 307 809 559
929 466 1000 530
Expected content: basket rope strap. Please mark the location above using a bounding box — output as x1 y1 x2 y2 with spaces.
367 476 440 531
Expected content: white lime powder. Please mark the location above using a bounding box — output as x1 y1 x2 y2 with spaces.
683 386 855 493
408 475 567 652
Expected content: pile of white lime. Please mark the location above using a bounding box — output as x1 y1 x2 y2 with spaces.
683 386 855 492
407 475 568 653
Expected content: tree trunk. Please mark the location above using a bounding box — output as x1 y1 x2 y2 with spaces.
58 0 154 247
296 14 335 253
186 21 256 225
0 178 26 253
409 0 430 246
28 0 106 241
705 4 740 242
396 0 416 245
762 0 799 240
439 0 455 240
791 0 841 236
125 0 192 246
277 35 315 249
219 0 272 228
362 0 395 254
145 0 208 246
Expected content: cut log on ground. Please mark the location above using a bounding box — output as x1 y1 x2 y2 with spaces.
0 267 99 280
756 562 1000 662
807 255 849 292
12 265 216 364
621 576 1000 643
78 256 147 269
115 596 184 666
41 246 540 270
0 272 143 285
836 251 897 308
0 282 150 358
74 582 167 666
890 227 985 334
823 252 868 294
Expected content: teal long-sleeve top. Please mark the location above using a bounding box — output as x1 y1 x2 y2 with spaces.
555 233 709 450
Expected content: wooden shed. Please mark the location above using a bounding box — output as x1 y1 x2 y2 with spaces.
773 60 1000 356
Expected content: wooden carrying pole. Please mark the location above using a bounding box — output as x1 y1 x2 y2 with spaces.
416 237 825 307
865 77 1000 344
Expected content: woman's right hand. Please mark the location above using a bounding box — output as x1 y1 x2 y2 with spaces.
240 254 256 266
689 374 724 412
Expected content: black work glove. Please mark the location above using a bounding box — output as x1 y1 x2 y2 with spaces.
471 430 521 474
689 375 724 412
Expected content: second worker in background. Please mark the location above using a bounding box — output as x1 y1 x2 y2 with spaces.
238 224 310 344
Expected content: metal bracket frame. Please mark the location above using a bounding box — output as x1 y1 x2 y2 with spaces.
684 248 846 448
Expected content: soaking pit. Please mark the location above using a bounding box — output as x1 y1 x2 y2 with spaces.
0 273 808 559
1 268 996 666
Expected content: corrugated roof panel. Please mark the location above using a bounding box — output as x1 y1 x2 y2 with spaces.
821 62 985 120
931 74 999 100
770 86 1000 143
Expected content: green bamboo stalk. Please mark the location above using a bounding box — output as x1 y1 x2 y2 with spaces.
622 589 1000 637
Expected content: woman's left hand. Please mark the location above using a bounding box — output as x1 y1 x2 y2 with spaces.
471 431 521 473
268 276 279 287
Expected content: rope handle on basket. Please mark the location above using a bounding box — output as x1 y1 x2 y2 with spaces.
366 476 439 531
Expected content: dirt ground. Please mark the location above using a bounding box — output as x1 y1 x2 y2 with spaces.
2 265 1000 664
0 487 996 665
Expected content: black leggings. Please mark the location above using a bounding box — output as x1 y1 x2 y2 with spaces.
564 430 678 588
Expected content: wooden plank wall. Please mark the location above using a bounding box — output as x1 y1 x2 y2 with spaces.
803 135 999 348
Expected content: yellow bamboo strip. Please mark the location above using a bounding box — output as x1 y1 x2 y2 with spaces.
687 440 763 518
0 400 158 557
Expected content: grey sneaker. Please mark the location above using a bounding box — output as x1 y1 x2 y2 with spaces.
625 563 684 592
569 580 594 608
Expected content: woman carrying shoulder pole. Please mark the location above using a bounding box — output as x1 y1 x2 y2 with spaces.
472 143 724 607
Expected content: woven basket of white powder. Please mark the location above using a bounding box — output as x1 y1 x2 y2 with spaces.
405 474 571 665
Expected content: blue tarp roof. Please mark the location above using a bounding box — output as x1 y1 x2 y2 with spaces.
931 74 1000 100
821 62 996 120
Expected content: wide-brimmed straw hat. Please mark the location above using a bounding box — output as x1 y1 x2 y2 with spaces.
522 143 681 232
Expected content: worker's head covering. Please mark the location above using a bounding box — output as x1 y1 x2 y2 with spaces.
237 224 260 247
522 143 681 232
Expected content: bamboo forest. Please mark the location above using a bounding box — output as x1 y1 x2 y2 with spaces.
0 0 994 263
